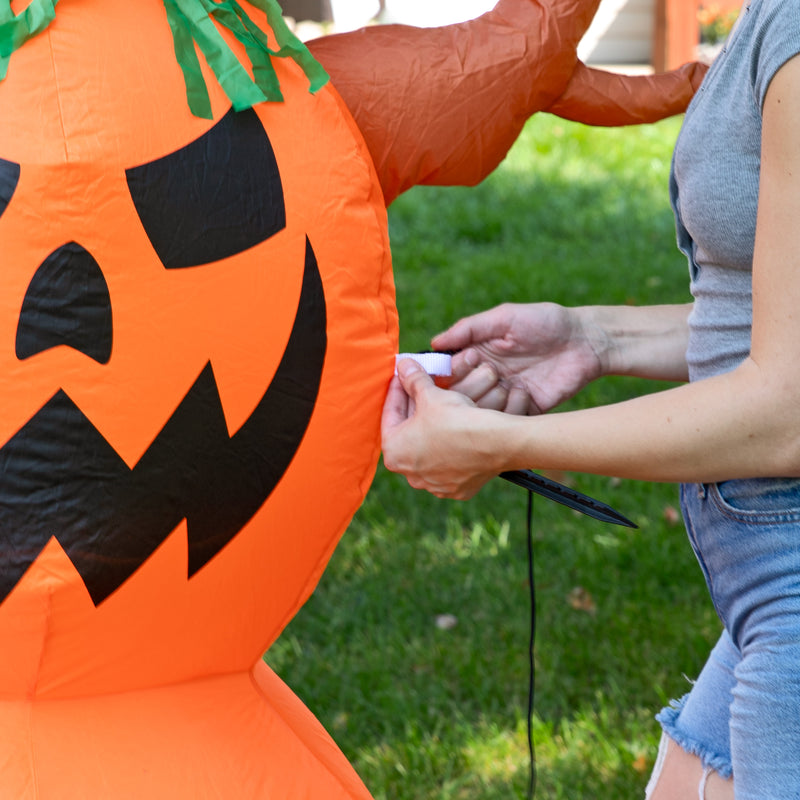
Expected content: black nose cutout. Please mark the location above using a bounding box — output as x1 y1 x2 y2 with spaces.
16 242 113 364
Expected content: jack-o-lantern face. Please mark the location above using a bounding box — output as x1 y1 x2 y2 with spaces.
1 108 325 607
0 0 396 702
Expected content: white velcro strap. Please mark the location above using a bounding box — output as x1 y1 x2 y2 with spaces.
395 352 452 376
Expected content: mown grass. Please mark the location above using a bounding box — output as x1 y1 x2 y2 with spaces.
265 113 721 799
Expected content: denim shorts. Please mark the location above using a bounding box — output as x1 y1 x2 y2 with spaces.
656 479 800 799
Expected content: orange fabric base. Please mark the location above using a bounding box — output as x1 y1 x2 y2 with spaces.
0 660 371 799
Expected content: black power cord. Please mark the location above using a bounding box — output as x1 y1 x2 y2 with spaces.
525 489 537 800
514 476 632 798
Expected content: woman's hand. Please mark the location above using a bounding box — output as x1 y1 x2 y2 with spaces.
381 359 511 499
434 302 693 413
433 302 606 414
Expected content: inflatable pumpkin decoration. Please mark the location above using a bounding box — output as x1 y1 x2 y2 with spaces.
0 0 390 796
0 0 702 796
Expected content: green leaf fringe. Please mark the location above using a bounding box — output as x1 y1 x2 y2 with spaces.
0 0 329 117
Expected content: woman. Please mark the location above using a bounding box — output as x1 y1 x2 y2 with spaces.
381 1 800 797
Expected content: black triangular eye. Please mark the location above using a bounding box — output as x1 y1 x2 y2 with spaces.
16 242 113 364
126 107 286 269
0 157 20 218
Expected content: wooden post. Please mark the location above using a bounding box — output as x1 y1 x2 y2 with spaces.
653 0 699 71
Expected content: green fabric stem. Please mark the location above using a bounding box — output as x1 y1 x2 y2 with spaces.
0 0 329 117
164 0 330 118
251 0 328 94
0 0 58 79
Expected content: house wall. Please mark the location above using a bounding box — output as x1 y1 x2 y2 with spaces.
284 0 660 65
380 0 495 26
582 0 743 69
283 0 743 70
280 0 332 22
579 0 655 64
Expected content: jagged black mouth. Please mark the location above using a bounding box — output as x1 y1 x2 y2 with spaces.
0 238 326 606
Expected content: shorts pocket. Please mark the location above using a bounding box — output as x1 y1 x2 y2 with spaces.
708 477 800 523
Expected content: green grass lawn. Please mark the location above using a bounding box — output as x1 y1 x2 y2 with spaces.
264 113 722 799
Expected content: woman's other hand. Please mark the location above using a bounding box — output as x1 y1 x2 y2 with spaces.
382 358 509 499
433 302 605 414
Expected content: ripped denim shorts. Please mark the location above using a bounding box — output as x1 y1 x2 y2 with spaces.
656 478 800 799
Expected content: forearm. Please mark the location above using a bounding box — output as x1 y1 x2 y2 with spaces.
384 347 800 498
577 302 692 382
488 356 800 483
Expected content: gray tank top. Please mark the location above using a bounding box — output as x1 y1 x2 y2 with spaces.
671 0 800 381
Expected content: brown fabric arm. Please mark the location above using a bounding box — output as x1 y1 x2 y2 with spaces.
546 61 709 126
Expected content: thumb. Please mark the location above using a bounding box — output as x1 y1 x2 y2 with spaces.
432 307 509 352
431 319 474 352
396 357 435 398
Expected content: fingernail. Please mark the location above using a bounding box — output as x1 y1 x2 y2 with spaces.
398 358 420 376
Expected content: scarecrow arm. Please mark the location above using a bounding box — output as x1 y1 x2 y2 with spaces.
308 0 577 206
546 61 708 126
309 0 706 205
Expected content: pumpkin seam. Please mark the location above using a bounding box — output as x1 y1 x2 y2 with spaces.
43 24 68 164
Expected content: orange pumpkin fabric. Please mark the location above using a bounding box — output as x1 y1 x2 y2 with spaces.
0 0 393 796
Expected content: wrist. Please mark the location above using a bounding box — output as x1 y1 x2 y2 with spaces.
476 410 535 474
572 305 615 377
575 303 691 381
